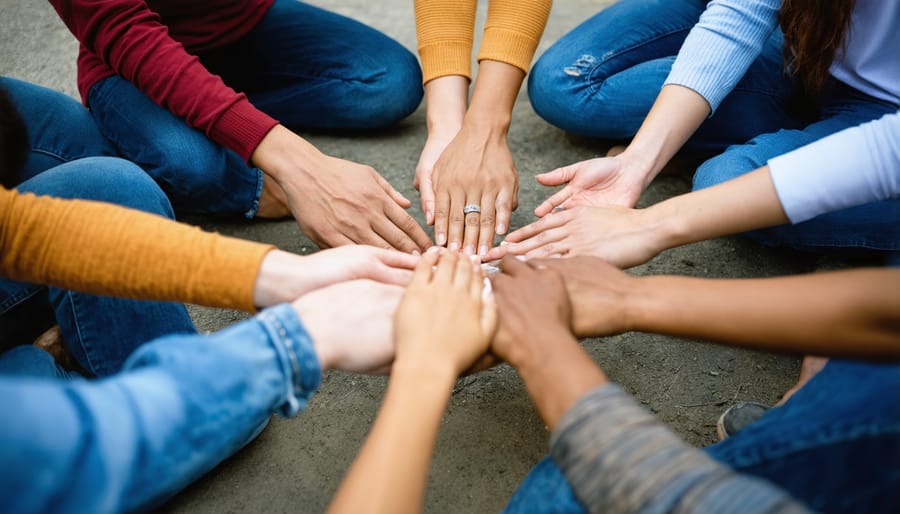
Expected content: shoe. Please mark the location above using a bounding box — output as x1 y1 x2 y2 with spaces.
716 401 770 440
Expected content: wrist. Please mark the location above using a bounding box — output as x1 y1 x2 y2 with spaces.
505 326 578 372
250 125 321 182
391 355 459 388
253 250 314 308
622 276 664 334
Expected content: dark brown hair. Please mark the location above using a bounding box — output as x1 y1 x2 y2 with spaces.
779 0 856 94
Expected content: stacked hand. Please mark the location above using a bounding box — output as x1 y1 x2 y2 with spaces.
394 249 497 376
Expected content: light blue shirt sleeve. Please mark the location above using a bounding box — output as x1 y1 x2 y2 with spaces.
664 0 781 112
768 111 900 223
0 303 321 514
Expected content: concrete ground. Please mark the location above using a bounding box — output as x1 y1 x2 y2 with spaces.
3 1 818 512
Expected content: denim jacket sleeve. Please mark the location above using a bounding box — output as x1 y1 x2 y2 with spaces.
550 385 812 514
0 303 320 514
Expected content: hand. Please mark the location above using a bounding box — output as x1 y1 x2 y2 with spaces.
293 280 404 374
253 247 419 308
253 126 432 252
431 125 518 256
393 249 497 376
526 257 636 338
414 128 458 226
485 205 667 267
489 256 573 368
532 156 645 217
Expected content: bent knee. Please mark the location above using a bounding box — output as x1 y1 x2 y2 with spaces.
693 149 765 191
355 51 423 127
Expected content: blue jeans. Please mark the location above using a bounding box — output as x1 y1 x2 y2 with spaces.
87 0 423 217
0 77 194 377
503 360 900 514
528 0 802 151
528 0 899 253
0 304 318 513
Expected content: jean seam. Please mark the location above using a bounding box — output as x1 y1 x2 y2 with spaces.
65 291 98 376
0 286 43 314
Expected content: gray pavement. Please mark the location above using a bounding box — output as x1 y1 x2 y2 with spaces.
2 1 810 512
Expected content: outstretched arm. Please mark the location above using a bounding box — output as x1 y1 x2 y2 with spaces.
490 257 811 514
413 0 551 256
537 257 900 360
329 250 496 513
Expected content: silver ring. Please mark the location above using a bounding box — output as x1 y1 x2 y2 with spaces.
463 204 481 215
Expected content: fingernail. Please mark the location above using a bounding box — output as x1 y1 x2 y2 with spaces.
426 246 441 254
449 241 459 251
478 245 488 256
463 245 474 255
437 233 446 245
500 241 509 246
515 255 527 261
496 224 506 234
426 211 433 223
411 249 420 256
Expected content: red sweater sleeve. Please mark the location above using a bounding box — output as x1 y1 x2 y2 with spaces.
49 0 279 161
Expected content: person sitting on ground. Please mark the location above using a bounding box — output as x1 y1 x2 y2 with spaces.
412 0 551 257
504 0 898 259
493 256 899 514
49 0 433 252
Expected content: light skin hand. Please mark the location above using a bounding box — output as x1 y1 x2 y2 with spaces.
429 61 524 256
485 205 668 267
415 75 468 226
394 249 497 375
253 246 419 308
251 125 432 253
532 155 646 217
292 279 404 374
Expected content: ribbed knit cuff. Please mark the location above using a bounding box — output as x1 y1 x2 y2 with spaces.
210 98 280 162
420 42 473 83
477 28 540 73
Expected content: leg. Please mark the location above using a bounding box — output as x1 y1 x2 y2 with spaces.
87 76 262 217
694 96 900 251
0 76 118 183
200 0 423 130
502 457 587 514
6 158 196 377
705 360 900 514
528 0 800 149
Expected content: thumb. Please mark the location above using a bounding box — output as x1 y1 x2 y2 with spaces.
536 165 577 187
376 172 411 208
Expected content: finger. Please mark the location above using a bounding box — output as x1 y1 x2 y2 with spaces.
534 185 575 218
468 258 485 300
462 208 481 255
535 165 576 187
386 204 433 252
433 250 459 285
454 251 474 289
447 189 466 251
369 267 415 287
375 172 411 208
494 187 514 236
476 193 496 257
410 249 439 287
498 254 530 276
370 247 420 270
502 211 568 244
314 231 357 249
434 188 451 247
372 211 426 253
419 174 436 225
504 227 568 260
479 286 498 337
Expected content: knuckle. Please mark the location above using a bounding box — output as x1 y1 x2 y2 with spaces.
451 214 465 224
480 214 496 227
465 214 480 227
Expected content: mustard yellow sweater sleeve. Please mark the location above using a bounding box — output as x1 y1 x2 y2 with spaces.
414 0 552 83
0 187 273 312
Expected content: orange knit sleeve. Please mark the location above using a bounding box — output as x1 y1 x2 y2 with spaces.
415 0 477 83
477 0 552 74
0 187 272 312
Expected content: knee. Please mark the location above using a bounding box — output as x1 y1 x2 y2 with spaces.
38 157 175 219
693 147 765 191
356 49 423 127
527 50 582 130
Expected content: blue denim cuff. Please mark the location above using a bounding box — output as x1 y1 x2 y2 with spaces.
257 304 322 417
243 167 265 219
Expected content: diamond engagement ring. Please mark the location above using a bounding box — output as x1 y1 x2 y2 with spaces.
463 204 481 214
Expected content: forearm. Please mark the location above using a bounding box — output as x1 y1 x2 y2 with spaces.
552 385 810 513
0 304 320 513
465 60 524 133
642 165 788 251
617 85 711 188
329 362 457 514
0 188 270 311
622 269 900 359
424 76 468 134
512 328 608 431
